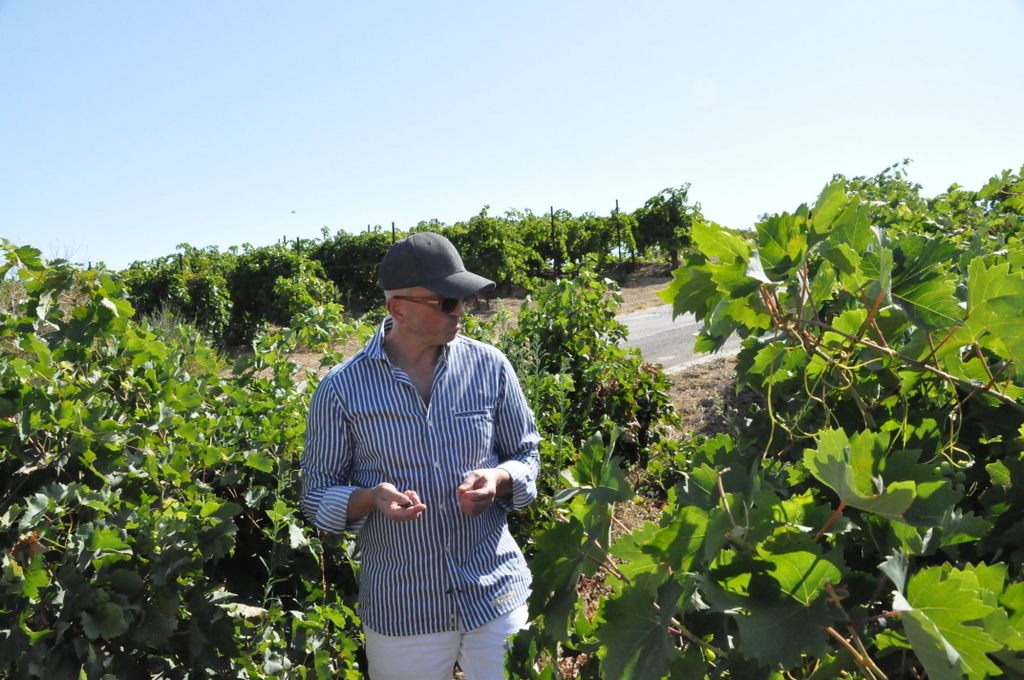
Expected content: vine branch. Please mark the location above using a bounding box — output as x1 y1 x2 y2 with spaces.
793 318 1024 413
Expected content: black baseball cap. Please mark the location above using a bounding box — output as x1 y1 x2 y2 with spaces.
378 232 496 298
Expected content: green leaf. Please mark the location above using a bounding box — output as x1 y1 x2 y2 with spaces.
757 213 807 280
199 499 223 518
692 220 751 264
888 234 963 331
862 246 894 306
89 528 130 552
81 602 130 640
965 256 1024 365
824 243 867 290
100 297 120 317
892 274 962 331
652 506 709 573
899 606 963 680
810 181 849 241
803 429 915 521
987 461 1011 486
696 575 832 668
672 464 718 512
937 508 993 547
527 517 593 641
743 250 772 284
891 233 961 286
735 598 832 669
244 449 275 473
808 265 838 311
659 264 719 321
596 578 682 680
881 448 962 527
1000 582 1024 646
609 520 666 583
21 553 51 600
561 430 633 505
880 551 909 593
827 199 874 252
758 535 845 606
894 565 1002 680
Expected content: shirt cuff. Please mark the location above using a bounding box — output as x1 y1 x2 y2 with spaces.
315 485 368 534
495 460 537 512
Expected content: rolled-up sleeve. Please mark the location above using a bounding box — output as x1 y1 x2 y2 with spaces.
301 376 367 534
493 357 541 513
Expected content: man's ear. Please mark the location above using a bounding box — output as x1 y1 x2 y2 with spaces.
385 298 404 323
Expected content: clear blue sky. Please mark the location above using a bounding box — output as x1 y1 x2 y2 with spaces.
2 1 1023 271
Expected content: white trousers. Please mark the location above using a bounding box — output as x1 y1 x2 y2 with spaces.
363 605 528 680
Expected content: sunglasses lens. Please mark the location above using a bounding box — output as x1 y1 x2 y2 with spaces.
441 298 459 314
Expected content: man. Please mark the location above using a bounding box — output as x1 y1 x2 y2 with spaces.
301 232 540 680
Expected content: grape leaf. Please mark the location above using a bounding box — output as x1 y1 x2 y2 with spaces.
964 256 1024 365
936 508 993 547
527 517 594 641
826 200 873 253
692 219 751 264
558 430 633 505
609 520 665 583
596 578 682 680
803 429 915 521
889 233 963 332
861 246 894 306
1000 582 1024 645
735 598 832 668
81 602 130 640
893 566 1002 680
20 553 51 601
757 213 807 280
810 181 850 242
696 576 831 668
892 274 962 332
672 463 718 512
650 506 709 574
659 265 718 320
757 534 845 606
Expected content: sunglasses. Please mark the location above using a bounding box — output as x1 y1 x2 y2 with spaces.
391 295 465 314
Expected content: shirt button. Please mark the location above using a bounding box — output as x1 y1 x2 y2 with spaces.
433 460 440 468
444 545 451 552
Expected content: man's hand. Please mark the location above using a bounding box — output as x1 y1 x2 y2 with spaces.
349 483 426 522
377 484 426 521
457 469 512 517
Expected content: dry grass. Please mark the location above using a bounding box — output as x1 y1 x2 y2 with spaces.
664 356 764 438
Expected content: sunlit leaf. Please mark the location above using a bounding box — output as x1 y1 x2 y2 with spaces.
804 429 915 521
894 566 1002 680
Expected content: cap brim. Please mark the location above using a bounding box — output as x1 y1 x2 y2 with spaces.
422 271 496 298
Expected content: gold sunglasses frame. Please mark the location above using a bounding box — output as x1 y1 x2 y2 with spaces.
390 295 463 314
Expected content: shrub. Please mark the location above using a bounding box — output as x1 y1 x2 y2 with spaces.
0 241 364 679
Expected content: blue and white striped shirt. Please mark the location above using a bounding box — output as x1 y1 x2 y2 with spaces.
301 318 541 636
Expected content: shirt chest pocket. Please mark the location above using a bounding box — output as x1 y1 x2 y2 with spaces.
448 408 496 467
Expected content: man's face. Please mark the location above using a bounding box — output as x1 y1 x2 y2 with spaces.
389 286 465 345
